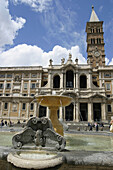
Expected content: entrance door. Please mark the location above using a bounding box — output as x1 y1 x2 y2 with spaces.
93 103 101 121
65 103 73 121
80 103 88 121
39 106 46 117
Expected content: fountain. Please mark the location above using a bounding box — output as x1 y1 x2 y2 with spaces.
7 94 72 169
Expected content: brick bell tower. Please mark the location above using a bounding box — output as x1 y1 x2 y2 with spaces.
86 6 105 68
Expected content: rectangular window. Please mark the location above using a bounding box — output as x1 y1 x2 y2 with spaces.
0 74 5 78
7 74 12 78
31 94 35 96
104 73 111 78
24 73 29 78
31 74 37 78
106 83 111 91
6 83 11 89
6 94 10 96
30 103 34 110
31 83 35 89
22 103 26 110
0 84 3 89
108 105 111 112
23 94 27 96
24 83 28 89
4 103 8 110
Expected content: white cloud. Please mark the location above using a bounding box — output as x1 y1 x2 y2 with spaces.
0 44 86 67
12 0 52 12
99 5 103 12
105 57 109 65
0 0 26 48
108 58 113 65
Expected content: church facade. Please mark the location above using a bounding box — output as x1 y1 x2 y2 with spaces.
0 7 113 123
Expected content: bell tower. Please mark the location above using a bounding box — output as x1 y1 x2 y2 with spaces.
86 6 105 68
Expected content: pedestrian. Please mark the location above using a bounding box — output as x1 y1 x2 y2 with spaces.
95 122 98 132
89 124 92 131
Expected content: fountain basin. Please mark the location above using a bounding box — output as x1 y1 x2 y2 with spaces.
35 95 72 107
35 95 72 136
7 150 63 169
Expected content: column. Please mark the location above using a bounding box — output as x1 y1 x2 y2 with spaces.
3 80 6 96
73 102 76 121
75 102 79 122
8 102 11 118
26 103 30 118
88 102 93 122
36 103 39 117
46 107 50 118
101 102 106 121
99 72 102 88
28 73 31 97
88 71 92 89
0 102 3 117
59 107 63 120
63 72 66 88
20 79 24 96
48 72 52 88
60 72 64 89
76 71 79 89
74 72 76 89
18 103 21 119
64 107 66 121
34 102 37 117
111 101 113 114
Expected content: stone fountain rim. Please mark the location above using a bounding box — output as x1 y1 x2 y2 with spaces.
7 150 64 169
35 95 73 99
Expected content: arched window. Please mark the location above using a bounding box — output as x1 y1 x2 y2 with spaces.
80 75 87 88
66 70 74 88
53 75 60 88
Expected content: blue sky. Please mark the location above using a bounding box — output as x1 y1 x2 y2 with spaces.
0 0 113 66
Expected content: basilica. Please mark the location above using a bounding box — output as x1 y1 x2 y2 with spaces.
0 6 113 123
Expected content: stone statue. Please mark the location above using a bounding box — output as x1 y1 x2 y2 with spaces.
12 117 66 151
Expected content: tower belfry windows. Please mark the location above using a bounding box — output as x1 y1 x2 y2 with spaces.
86 6 105 68
91 38 95 44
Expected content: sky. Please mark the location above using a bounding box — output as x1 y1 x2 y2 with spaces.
0 0 113 67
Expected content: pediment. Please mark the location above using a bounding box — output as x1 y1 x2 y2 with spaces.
89 92 106 98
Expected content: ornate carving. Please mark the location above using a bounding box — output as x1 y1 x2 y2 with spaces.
12 117 66 151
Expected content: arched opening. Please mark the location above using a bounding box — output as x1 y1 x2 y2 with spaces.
80 103 88 121
80 75 87 88
53 75 60 88
93 103 101 121
39 106 46 117
66 70 74 88
65 103 73 121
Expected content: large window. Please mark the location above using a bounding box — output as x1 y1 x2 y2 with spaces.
107 104 111 112
6 83 11 89
0 84 3 89
30 103 34 110
4 103 8 110
53 75 60 88
106 83 111 91
22 103 26 110
31 83 35 89
24 83 28 89
66 70 74 88
80 75 87 88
